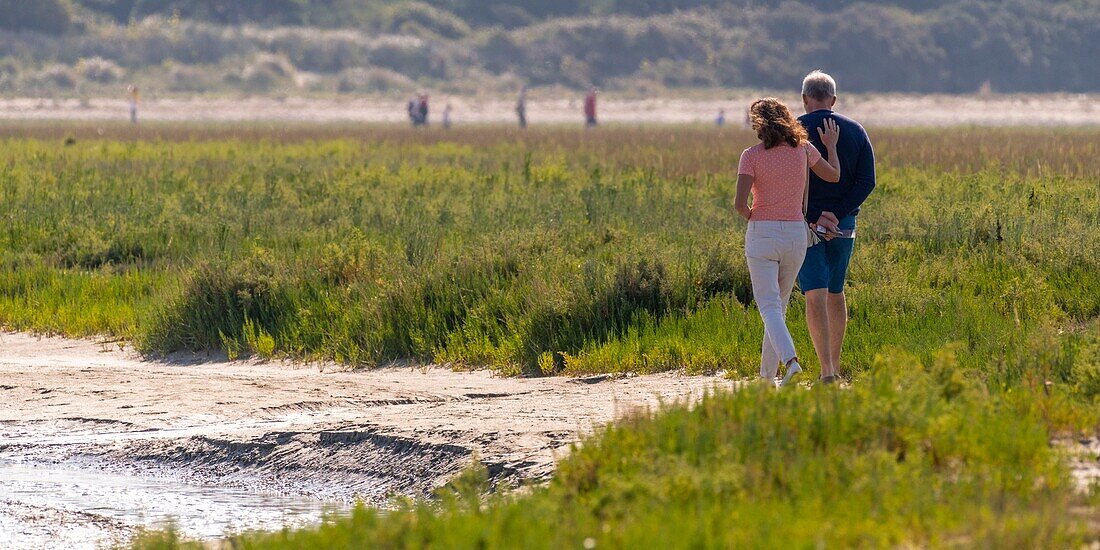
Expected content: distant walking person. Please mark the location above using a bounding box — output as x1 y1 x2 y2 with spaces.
407 96 418 126
442 103 453 129
127 84 140 124
716 108 726 127
417 93 429 126
735 97 841 387
516 86 528 128
584 87 598 127
796 70 876 384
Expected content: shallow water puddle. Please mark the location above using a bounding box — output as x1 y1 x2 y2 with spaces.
0 459 345 548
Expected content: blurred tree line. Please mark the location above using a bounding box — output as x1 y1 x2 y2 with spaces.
1 0 1098 93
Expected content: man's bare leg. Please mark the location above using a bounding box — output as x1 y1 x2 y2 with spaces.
805 289 833 377
827 291 848 378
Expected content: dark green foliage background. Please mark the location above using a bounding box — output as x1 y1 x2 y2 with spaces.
2 0 1099 93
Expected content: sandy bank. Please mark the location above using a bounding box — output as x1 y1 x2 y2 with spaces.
0 332 733 547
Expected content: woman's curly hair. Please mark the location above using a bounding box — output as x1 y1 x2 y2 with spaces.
749 97 808 149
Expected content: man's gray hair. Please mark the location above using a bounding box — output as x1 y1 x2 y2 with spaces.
802 70 836 100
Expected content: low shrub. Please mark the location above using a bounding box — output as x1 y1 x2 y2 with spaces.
164 63 220 92
57 234 151 270
230 53 296 92
32 63 79 89
335 66 415 93
142 249 294 354
1070 323 1100 403
379 2 471 40
77 56 124 83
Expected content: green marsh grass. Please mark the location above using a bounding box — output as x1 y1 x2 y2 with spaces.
2 123 1095 548
1 124 1095 384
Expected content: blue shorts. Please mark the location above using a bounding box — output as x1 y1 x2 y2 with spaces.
798 215 856 294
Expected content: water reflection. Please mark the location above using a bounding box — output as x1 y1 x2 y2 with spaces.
0 459 345 548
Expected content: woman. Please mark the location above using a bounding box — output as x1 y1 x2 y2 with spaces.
735 98 840 387
127 84 139 125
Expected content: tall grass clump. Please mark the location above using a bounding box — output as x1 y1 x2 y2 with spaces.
141 249 293 357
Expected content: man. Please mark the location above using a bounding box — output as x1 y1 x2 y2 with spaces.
584 86 598 127
407 96 418 126
516 85 528 129
417 93 429 126
797 70 876 384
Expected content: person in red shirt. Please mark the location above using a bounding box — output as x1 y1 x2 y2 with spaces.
584 87 598 127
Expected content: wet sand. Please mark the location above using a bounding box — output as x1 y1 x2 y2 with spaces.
2 94 1099 126
0 332 733 548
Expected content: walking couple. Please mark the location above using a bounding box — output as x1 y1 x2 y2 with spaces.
734 70 876 387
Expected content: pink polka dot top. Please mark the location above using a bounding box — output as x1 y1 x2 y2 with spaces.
737 142 821 221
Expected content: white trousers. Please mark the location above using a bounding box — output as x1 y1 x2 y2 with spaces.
744 220 808 379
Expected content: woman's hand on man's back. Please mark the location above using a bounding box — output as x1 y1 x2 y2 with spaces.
817 118 840 149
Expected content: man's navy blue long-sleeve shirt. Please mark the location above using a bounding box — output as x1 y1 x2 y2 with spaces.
798 109 875 223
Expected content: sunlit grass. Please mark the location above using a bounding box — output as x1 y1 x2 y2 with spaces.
1 123 1094 548
0 125 1094 381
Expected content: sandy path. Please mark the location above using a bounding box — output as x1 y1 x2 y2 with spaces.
3 94 1100 126
0 332 732 547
